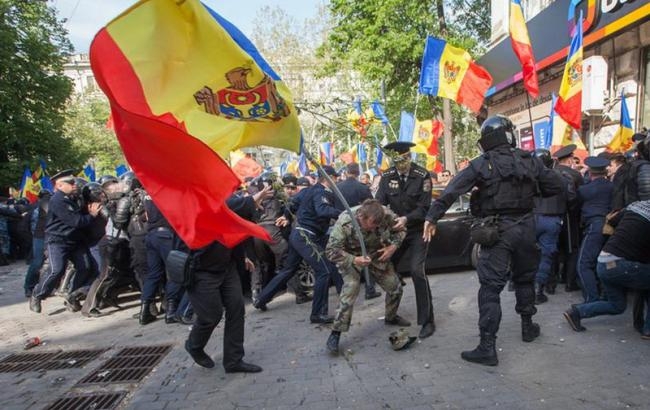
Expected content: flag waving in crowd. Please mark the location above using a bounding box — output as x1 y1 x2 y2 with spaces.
606 93 635 153
419 36 492 113
509 0 539 98
90 0 301 248
555 12 583 130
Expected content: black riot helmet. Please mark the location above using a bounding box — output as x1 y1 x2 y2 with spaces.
478 115 517 152
120 171 142 191
636 136 650 161
98 175 119 187
533 148 553 168
82 182 105 204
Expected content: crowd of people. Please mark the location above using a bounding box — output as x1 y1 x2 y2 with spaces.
2 115 649 370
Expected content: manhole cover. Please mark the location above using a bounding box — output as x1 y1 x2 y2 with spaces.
0 349 107 373
77 345 172 385
44 391 126 410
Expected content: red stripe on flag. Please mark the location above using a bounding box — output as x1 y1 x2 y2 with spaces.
511 40 539 98
555 92 582 130
90 29 270 249
456 62 492 113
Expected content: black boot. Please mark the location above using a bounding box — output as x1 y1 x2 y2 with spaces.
521 315 540 342
535 283 548 304
326 331 340 355
165 300 179 324
139 301 157 325
461 332 498 366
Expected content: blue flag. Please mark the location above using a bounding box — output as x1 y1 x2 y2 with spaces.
84 165 96 182
298 153 308 176
115 164 128 177
371 101 389 124
399 111 415 142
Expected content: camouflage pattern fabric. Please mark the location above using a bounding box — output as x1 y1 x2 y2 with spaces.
326 205 406 332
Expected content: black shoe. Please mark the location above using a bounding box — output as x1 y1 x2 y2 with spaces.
563 306 586 332
165 300 179 324
310 314 334 324
225 361 263 373
521 320 540 343
295 294 312 305
326 332 340 355
87 308 102 318
252 299 267 312
365 289 382 300
384 315 411 327
185 340 215 368
175 314 194 325
419 322 436 338
545 284 556 295
461 332 498 366
29 296 42 313
139 302 157 325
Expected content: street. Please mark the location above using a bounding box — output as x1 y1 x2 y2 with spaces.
1 262 648 410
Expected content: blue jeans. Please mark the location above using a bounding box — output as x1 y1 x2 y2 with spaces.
577 217 606 302
258 229 342 317
24 237 45 294
535 215 562 285
576 259 650 332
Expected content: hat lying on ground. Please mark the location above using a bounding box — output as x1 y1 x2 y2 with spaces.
389 329 417 351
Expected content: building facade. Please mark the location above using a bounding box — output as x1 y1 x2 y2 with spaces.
480 0 650 153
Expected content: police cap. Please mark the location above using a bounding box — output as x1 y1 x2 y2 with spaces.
383 141 415 154
552 144 577 160
319 165 339 178
50 169 77 182
584 156 610 173
296 177 311 187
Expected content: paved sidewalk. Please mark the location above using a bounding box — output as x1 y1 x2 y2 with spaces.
0 261 648 410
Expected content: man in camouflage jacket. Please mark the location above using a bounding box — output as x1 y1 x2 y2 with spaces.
325 199 411 354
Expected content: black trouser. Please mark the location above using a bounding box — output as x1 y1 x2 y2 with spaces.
186 263 245 369
129 234 147 291
391 229 434 326
475 215 539 335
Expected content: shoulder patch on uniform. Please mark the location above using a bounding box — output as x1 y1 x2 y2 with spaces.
412 167 427 178
423 179 431 192
383 168 397 176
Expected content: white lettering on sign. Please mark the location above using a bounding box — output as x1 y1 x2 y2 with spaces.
601 0 635 14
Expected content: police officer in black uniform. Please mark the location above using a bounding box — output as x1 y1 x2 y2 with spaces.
424 116 562 366
531 149 576 303
254 165 343 323
184 194 262 373
376 142 436 339
30 169 103 313
334 162 381 300
553 144 583 291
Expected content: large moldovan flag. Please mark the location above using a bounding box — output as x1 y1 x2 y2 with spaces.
419 36 492 113
90 0 301 248
555 12 583 130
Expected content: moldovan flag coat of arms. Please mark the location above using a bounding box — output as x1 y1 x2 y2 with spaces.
90 0 301 248
418 36 492 113
554 13 583 130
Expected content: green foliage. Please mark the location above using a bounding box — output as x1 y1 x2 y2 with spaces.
0 0 78 189
316 0 490 163
64 94 125 176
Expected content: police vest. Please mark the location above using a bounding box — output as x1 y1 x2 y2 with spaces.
470 148 538 217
